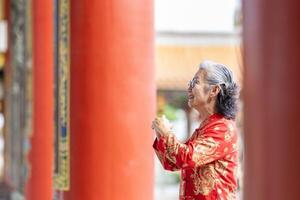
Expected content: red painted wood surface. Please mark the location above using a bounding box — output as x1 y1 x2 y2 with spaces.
243 0 300 199
64 0 155 199
25 0 54 199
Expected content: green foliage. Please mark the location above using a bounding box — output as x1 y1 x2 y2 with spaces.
161 104 178 121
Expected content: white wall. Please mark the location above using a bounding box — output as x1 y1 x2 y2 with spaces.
155 0 238 33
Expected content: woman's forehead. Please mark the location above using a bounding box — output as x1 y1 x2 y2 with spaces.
194 69 207 80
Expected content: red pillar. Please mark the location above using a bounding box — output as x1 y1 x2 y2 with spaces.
25 0 54 199
64 0 155 200
243 0 300 199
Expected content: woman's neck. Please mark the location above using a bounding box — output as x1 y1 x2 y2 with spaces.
196 101 216 121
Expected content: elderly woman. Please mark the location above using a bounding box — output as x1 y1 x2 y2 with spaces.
152 60 239 200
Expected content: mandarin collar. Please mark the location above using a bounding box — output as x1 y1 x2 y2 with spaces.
197 113 223 130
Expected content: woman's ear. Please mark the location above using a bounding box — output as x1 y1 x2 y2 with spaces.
210 85 221 97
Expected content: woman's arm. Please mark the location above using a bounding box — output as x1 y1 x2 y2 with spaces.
153 137 180 171
154 121 237 169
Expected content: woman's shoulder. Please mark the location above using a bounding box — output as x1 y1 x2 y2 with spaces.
199 115 236 138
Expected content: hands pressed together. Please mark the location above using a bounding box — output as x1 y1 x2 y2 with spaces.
151 115 173 139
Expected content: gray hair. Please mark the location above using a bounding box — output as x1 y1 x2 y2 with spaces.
199 60 239 119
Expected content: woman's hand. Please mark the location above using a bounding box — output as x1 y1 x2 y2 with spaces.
151 115 173 138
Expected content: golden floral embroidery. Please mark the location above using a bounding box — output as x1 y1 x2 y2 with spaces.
215 160 229 176
176 143 187 154
217 188 222 194
223 187 237 200
191 165 217 195
192 137 220 165
194 137 220 154
224 122 235 142
224 131 233 142
165 135 178 164
166 145 177 164
228 122 234 132
214 126 220 131
232 143 238 151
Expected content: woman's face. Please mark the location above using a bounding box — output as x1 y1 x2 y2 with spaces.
187 69 211 109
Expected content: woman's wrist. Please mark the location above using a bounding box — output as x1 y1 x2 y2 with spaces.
161 130 173 138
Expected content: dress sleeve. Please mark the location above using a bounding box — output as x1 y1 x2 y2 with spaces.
153 120 237 169
153 138 180 171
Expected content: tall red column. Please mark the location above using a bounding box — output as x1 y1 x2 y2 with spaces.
243 0 300 199
64 0 155 200
25 0 54 199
